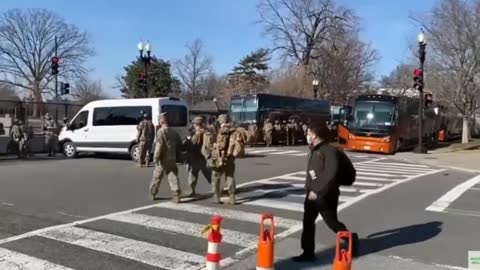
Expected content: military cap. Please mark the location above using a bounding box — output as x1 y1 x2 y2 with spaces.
217 114 230 124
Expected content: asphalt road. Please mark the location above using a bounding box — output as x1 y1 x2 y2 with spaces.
0 146 478 270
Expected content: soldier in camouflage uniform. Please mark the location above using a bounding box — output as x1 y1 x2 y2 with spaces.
149 112 183 203
203 114 243 205
10 120 27 159
185 116 211 197
247 122 258 147
273 120 282 145
263 119 273 147
286 118 295 146
136 113 155 167
43 113 57 156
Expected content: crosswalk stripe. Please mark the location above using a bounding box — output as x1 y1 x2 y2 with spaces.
106 212 256 247
356 171 407 177
354 164 433 173
353 181 384 187
363 162 430 168
340 187 370 193
0 247 74 270
155 202 300 228
288 194 354 202
271 150 302 155
292 152 308 156
242 199 304 212
354 168 418 175
279 175 305 181
356 176 398 182
39 227 204 270
247 149 279 154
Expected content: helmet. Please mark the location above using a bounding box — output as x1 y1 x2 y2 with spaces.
217 114 230 124
192 116 204 124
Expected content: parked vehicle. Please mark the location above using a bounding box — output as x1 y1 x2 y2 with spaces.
58 97 189 161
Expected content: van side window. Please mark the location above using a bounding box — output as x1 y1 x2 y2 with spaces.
93 106 152 126
71 111 89 130
161 105 187 127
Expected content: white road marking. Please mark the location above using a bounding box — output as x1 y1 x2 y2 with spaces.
278 175 305 181
354 164 434 173
247 149 279 154
155 202 300 228
356 171 405 177
352 181 384 187
1 202 14 206
470 187 480 191
242 198 304 212
106 212 257 247
39 227 204 270
356 176 400 182
363 161 430 168
354 167 418 176
426 174 480 212
292 152 308 156
271 150 302 155
0 247 74 270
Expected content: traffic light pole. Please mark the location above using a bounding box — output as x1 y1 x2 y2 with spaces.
54 35 59 123
414 42 427 154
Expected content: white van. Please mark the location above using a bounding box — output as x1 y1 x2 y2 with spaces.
58 97 189 161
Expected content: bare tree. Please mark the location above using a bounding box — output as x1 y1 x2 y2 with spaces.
257 0 355 93
380 63 416 95
174 38 212 105
71 76 107 104
413 0 480 143
0 9 94 116
311 30 379 104
0 81 19 100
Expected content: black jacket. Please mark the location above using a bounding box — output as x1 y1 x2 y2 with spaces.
305 141 340 197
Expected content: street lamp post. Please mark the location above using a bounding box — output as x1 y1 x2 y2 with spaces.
312 79 319 100
414 31 428 154
137 41 152 97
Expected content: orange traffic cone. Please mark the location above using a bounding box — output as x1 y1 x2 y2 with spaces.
333 231 353 270
256 213 275 270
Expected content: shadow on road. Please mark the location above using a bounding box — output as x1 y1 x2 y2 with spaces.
272 221 443 270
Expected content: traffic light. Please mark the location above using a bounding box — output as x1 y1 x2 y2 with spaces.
60 82 70 95
51 56 59 75
424 93 433 108
138 72 146 85
413 68 423 91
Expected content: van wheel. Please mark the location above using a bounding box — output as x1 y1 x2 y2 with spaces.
130 144 139 162
63 142 77 158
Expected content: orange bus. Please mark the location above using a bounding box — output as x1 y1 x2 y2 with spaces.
338 94 440 154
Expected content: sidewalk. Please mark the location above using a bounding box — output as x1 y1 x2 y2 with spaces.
393 149 480 173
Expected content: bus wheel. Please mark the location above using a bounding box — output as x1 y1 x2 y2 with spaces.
130 144 139 162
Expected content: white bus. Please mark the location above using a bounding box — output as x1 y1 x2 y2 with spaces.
58 97 189 161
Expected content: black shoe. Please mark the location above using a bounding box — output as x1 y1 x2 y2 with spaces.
292 253 316 262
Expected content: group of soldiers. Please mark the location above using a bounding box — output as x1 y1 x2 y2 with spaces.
136 113 246 205
9 113 58 158
247 118 309 147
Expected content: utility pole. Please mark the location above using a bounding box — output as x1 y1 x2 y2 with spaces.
414 31 427 154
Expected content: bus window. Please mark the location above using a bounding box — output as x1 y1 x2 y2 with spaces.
230 97 243 122
243 96 258 122
353 102 395 129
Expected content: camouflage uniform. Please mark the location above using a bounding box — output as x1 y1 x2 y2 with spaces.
247 123 258 147
185 116 211 197
287 119 296 146
273 120 282 145
43 114 57 156
149 113 183 203
204 114 241 204
263 119 273 147
136 114 155 167
10 120 27 158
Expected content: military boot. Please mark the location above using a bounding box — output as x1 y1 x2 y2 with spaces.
172 191 181 204
211 193 221 204
226 193 236 205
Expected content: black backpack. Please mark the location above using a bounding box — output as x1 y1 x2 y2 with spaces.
336 149 356 186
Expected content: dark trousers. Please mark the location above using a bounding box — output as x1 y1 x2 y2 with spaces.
301 191 347 255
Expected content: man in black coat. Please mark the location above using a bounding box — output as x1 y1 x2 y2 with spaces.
292 122 349 262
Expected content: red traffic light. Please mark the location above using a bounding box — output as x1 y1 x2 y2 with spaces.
51 56 59 64
425 93 433 100
139 72 145 80
414 68 423 77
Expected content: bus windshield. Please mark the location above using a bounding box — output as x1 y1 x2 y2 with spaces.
243 96 258 122
230 97 243 122
229 96 258 123
351 102 395 130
